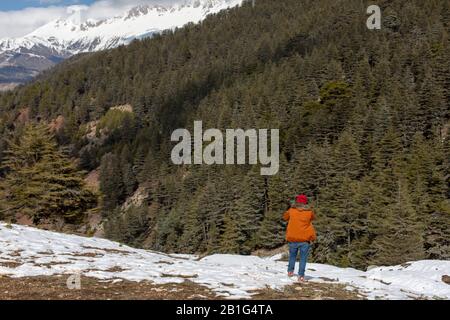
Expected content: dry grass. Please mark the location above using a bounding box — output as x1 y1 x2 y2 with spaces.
0 276 218 300
0 274 365 300
0 261 22 268
81 245 130 255
251 281 363 300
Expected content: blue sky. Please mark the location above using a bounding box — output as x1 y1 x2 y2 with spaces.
0 1 96 11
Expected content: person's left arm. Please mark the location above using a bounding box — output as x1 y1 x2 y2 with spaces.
283 209 290 221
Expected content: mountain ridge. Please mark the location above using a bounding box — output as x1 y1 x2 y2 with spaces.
0 0 243 89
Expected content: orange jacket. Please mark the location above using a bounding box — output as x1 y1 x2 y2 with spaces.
283 208 317 243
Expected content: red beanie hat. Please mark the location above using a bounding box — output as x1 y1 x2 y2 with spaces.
295 194 308 205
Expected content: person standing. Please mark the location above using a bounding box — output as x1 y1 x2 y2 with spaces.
283 194 317 282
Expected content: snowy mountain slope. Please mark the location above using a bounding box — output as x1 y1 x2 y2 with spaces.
0 0 243 88
1 223 449 300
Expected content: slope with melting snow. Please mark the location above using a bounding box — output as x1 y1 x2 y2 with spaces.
0 223 449 299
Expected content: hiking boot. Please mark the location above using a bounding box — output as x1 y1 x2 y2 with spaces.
297 276 306 282
288 272 294 277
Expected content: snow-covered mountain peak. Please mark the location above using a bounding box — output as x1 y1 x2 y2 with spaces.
125 4 168 19
23 0 243 48
0 0 244 89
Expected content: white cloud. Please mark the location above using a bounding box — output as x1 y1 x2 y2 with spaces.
0 7 66 38
0 0 183 39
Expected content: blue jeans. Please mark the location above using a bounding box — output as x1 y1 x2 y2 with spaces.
288 242 310 277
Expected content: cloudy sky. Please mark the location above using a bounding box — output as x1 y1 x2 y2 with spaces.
0 0 181 38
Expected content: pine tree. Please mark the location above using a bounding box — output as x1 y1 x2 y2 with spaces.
0 124 96 222
206 223 221 254
418 70 447 139
332 130 363 180
256 209 286 249
370 180 425 265
157 206 183 252
371 127 404 197
318 177 367 267
121 205 150 246
179 192 204 253
220 212 242 254
411 137 450 259
314 131 364 266
99 152 124 216
345 178 373 269
120 145 137 197
227 168 265 253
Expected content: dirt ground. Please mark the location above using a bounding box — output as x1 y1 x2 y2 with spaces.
0 275 363 300
0 275 217 300
252 281 363 300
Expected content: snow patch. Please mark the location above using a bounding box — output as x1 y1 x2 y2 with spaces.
0 223 449 299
